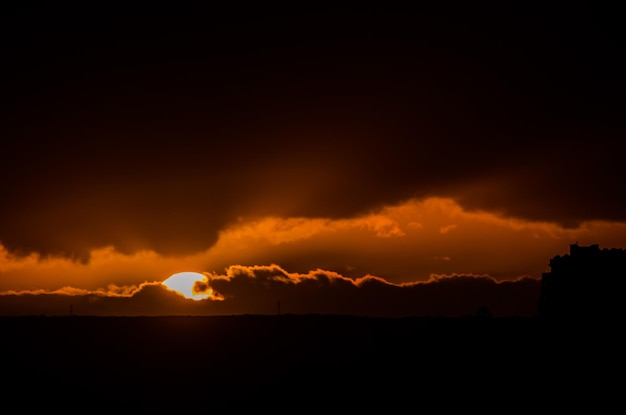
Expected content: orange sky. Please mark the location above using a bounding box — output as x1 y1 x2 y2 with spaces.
2 5 625 317
3 197 626 292
2 197 625 316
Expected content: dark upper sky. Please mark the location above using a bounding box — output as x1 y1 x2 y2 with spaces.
2 3 625 260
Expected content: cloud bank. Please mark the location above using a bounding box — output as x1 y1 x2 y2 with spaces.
0 265 540 318
2 197 625 295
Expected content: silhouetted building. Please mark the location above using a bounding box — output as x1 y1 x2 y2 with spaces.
539 243 625 319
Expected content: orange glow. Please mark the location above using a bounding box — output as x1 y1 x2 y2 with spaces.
162 272 212 301
2 197 626 296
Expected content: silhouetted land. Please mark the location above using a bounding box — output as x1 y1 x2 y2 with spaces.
2 244 622 410
540 243 626 318
0 314 619 411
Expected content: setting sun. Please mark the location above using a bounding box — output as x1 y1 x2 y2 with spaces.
162 272 213 301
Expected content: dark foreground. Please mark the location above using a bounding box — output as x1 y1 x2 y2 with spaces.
0 314 620 411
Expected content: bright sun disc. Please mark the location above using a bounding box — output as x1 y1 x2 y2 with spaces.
162 272 211 301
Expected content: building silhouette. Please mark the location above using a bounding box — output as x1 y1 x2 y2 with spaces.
539 243 625 319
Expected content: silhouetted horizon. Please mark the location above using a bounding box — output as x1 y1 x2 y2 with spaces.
3 242 623 409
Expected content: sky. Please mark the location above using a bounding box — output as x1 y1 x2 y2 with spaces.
1 3 625 317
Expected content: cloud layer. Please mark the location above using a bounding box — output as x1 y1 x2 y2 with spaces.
1 5 625 260
0 265 541 318
3 197 626 296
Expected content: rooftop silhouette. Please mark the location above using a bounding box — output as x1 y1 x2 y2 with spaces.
539 243 625 319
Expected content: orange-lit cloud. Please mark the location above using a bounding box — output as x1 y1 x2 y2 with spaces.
3 5 625 272
0 264 541 318
439 224 457 234
2 5 624 324
2 282 161 297
2 197 626 298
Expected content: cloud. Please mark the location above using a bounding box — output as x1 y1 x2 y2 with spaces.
439 224 457 234
1 6 625 261
2 282 160 297
2 197 626 295
0 265 541 317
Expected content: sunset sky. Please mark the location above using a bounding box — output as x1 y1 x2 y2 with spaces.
2 4 625 317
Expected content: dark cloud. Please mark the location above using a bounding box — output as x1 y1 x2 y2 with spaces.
0 266 541 317
208 266 541 317
1 4 625 258
193 280 210 294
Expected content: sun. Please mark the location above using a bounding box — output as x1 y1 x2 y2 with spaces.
162 271 213 301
